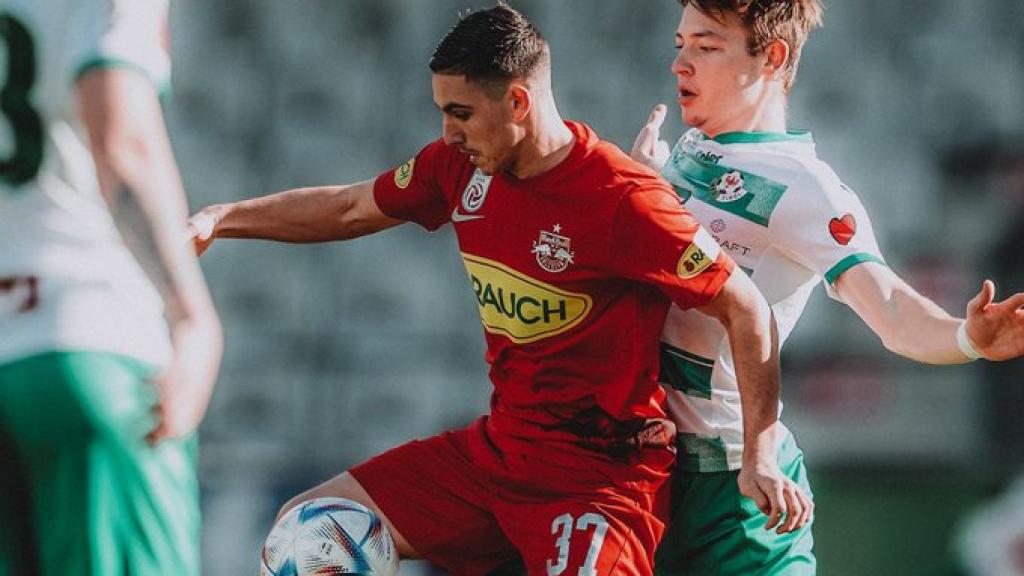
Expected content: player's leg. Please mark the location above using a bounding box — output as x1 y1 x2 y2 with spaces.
276 470 419 557
0 351 201 576
654 433 816 576
273 422 521 575
500 482 671 576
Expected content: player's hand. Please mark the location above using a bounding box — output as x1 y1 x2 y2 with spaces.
631 104 671 172
965 279 1024 361
186 208 220 257
738 458 814 534
147 314 223 444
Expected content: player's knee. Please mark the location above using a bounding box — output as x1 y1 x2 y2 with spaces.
275 494 305 522
263 497 399 575
276 471 368 522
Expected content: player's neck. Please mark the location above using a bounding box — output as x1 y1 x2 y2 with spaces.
705 92 788 138
508 104 574 180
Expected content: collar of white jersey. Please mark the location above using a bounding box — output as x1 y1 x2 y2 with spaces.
699 130 813 145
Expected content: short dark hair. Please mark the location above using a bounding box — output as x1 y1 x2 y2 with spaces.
429 3 548 95
679 0 823 92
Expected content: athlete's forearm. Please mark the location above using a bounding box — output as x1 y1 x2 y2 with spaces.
700 273 783 464
79 69 219 330
106 178 218 327
206 182 375 243
869 287 965 364
726 303 782 465
105 170 224 441
836 263 969 364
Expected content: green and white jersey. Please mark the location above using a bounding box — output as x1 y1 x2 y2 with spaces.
0 0 172 365
660 128 885 472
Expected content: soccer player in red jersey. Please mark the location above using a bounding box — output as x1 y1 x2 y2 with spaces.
189 5 809 574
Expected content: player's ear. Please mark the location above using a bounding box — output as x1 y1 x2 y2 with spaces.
764 39 790 80
507 83 531 122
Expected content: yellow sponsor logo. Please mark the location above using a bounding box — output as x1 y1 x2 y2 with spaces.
677 227 720 279
462 254 592 344
677 244 712 279
394 158 415 189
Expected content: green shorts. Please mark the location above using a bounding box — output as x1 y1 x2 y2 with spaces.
655 433 816 575
0 351 200 576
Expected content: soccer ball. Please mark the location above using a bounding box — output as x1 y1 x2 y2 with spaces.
261 497 399 576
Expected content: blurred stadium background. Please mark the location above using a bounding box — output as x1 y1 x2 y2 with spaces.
163 1 1024 574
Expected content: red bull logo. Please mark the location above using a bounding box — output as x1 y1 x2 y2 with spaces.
532 224 575 273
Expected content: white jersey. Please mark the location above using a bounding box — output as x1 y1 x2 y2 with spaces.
660 129 885 472
0 0 172 366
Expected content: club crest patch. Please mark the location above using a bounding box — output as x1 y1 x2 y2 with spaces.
394 158 415 189
461 170 492 213
532 224 575 273
711 170 747 203
829 213 857 245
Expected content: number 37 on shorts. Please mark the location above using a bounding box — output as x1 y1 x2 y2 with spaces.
528 502 664 576
546 512 609 576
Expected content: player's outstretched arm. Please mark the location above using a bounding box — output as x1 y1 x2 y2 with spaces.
187 180 404 257
835 262 1024 363
697 271 814 534
78 68 222 443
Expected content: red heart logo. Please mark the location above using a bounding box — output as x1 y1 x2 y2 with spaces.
829 214 856 245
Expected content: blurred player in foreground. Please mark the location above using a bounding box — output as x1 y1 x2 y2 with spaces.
628 0 1024 573
0 1 222 575
188 4 810 574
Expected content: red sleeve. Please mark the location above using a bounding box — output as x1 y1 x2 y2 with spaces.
609 184 735 309
373 139 464 231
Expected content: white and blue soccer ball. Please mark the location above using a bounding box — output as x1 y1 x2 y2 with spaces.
261 497 399 576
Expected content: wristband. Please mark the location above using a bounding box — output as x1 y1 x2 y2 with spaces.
956 321 983 361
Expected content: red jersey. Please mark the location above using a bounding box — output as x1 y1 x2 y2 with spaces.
373 121 733 486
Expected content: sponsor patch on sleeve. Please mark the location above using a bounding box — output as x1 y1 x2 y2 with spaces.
394 158 415 189
677 227 721 279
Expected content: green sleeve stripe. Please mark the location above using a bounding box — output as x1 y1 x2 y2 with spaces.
824 253 887 285
74 56 172 98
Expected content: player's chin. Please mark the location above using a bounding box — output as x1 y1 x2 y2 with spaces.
682 109 704 128
474 158 500 175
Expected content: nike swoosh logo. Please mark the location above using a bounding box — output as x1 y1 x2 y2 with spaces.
451 207 485 223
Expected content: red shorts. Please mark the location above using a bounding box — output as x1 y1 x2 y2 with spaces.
349 417 671 576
